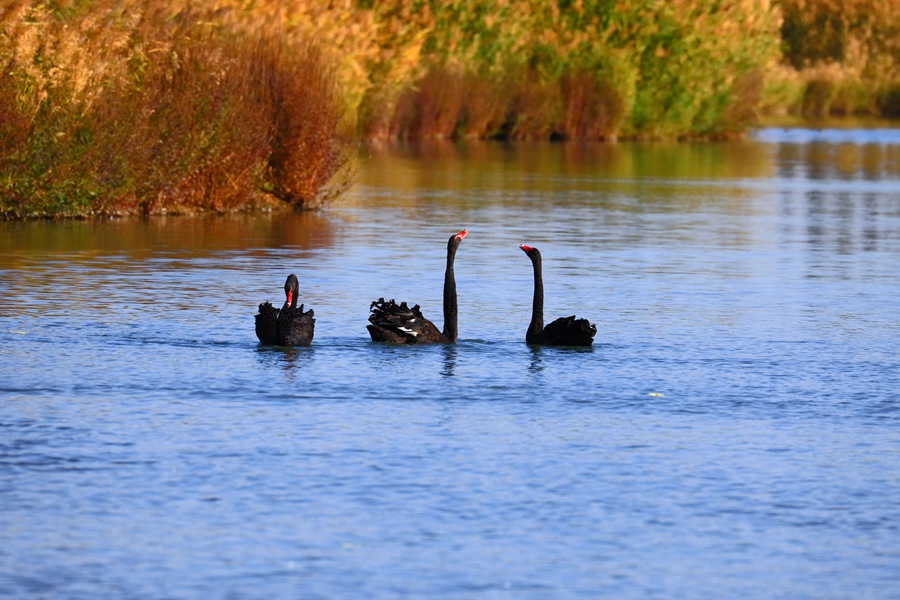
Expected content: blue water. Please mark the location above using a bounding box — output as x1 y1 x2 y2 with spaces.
2 131 900 598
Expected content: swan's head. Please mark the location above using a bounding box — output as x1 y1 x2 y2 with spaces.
519 244 541 261
448 228 468 250
283 274 300 308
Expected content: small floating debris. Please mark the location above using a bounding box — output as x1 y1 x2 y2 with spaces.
647 392 665 397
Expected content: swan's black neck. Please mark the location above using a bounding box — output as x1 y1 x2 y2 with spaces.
442 242 459 342
527 250 544 342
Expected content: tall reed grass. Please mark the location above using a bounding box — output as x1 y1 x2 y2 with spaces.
0 1 353 218
357 0 896 137
356 0 783 140
778 0 898 117
2 0 896 218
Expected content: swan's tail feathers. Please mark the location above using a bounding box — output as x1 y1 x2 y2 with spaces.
296 304 314 318
277 304 315 346
369 298 424 322
541 315 597 347
367 297 441 343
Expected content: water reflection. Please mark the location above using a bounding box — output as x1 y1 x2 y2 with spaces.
0 210 337 268
358 139 777 203
526 345 595 376
528 346 545 374
440 344 457 378
765 129 900 284
770 130 900 181
380 131 900 198
256 345 314 379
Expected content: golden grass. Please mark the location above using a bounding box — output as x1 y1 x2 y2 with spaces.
0 1 354 217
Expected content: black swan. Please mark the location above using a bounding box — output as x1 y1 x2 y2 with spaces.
368 229 468 344
520 244 596 346
255 274 315 346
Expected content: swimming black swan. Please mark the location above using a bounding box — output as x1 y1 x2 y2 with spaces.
368 229 468 344
255 274 315 346
520 244 596 346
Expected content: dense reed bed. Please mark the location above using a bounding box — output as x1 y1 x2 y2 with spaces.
775 0 898 117
1 0 897 217
363 0 782 140
0 1 353 218
353 0 897 139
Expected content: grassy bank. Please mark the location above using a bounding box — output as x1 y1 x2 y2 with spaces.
1 0 897 218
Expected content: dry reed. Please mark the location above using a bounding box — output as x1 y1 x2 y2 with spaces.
0 1 353 217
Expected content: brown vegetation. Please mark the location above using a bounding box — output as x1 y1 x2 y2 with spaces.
0 1 353 218
1 0 896 218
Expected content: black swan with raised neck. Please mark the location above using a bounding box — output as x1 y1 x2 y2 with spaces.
368 229 468 344
255 274 315 346
520 244 596 346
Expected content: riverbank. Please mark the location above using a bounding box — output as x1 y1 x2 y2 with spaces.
8 121 899 221
1 1 897 219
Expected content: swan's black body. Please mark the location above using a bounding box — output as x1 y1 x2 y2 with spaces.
368 229 468 344
255 274 315 346
520 245 596 346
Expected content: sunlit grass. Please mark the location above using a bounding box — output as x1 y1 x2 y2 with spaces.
0 1 353 217
1 0 896 218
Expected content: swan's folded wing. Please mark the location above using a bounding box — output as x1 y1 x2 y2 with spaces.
255 301 280 345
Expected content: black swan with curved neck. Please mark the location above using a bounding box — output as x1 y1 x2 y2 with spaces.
520 244 596 346
255 274 315 346
368 229 468 344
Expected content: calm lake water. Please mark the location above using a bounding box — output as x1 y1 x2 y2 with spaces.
2 129 899 599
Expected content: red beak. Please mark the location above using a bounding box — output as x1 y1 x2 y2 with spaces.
519 244 533 252
456 229 469 240
285 290 294 306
